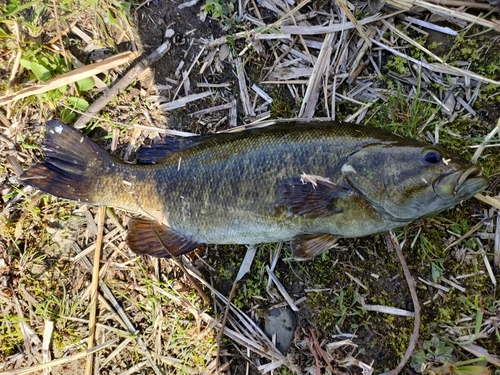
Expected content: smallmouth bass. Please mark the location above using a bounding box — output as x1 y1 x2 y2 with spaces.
21 120 488 260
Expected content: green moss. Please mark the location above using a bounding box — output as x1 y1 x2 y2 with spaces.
270 86 298 119
208 244 272 309
293 194 497 370
385 55 410 75
0 314 24 358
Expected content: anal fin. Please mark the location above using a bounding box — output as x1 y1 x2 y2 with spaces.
127 218 200 258
291 233 338 260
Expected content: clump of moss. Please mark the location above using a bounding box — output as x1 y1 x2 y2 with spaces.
207 244 271 309
270 86 298 119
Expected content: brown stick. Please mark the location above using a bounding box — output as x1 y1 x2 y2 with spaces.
51 0 69 68
74 41 171 129
308 329 322 374
309 327 335 372
85 206 106 375
216 279 239 370
388 231 421 375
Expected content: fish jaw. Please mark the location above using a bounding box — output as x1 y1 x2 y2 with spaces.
433 165 489 201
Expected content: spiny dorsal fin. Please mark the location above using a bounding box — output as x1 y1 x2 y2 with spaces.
291 233 338 260
127 218 200 258
279 177 350 218
136 136 206 164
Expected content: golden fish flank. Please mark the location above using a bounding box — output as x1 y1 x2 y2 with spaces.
21 120 489 260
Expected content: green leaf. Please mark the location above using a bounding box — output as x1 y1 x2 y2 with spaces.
431 259 444 282
120 1 131 11
455 366 491 375
60 109 76 123
106 10 117 26
4 0 40 16
20 59 52 81
76 77 95 92
67 97 90 112
61 97 90 123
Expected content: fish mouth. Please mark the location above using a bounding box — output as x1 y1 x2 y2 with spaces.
455 165 485 194
434 165 488 199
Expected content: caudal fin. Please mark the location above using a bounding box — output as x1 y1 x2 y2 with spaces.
21 120 111 204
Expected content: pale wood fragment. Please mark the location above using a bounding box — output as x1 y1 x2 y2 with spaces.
251 84 273 103
268 67 314 80
333 0 372 46
189 101 235 116
266 266 299 311
235 58 255 117
159 91 213 111
462 344 500 366
299 21 335 117
281 13 381 35
0 52 135 106
386 0 500 30
402 15 458 35
85 206 106 375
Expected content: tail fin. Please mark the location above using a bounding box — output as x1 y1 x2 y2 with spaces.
21 120 111 204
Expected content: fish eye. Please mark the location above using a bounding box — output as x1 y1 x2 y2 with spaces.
423 149 442 164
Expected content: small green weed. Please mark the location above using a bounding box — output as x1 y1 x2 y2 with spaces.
410 335 454 373
368 78 440 138
416 232 446 282
204 0 234 26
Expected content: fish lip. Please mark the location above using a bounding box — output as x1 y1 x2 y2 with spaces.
433 165 488 199
455 165 486 195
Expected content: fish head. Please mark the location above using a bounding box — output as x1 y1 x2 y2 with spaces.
340 142 489 222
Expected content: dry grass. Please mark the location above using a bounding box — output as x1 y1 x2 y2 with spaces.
1 0 500 374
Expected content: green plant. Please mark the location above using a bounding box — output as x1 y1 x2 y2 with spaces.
410 335 454 373
368 76 440 139
204 0 234 25
417 232 446 283
333 289 364 326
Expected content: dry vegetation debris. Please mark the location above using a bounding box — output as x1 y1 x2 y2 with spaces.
1 0 500 374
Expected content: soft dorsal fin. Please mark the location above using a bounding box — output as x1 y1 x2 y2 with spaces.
291 233 339 260
127 218 200 258
278 176 350 218
136 136 205 164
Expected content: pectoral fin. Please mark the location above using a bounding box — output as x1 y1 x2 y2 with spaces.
279 177 350 218
127 218 200 258
291 233 338 260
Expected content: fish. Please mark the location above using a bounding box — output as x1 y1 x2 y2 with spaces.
20 119 488 260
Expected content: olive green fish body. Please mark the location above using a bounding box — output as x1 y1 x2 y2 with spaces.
149 125 397 243
21 120 488 259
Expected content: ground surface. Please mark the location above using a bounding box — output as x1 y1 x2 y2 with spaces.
1 0 500 374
